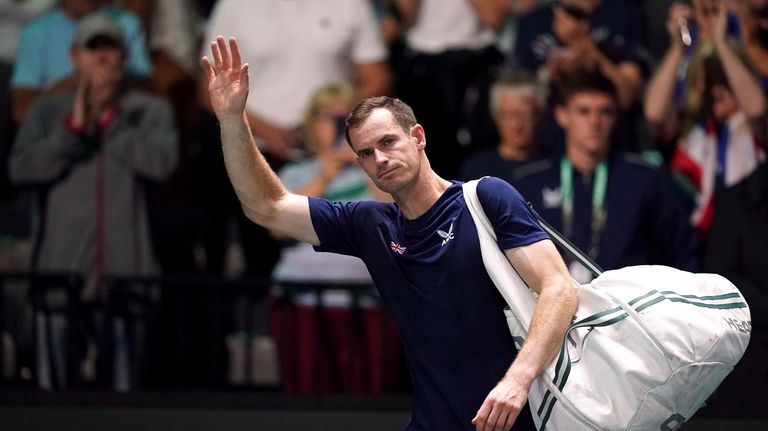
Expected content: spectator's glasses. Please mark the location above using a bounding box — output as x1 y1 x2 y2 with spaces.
85 35 122 50
557 1 591 21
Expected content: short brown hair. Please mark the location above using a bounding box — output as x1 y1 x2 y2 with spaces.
345 96 417 146
554 70 618 106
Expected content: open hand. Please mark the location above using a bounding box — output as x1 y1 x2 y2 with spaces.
202 36 249 121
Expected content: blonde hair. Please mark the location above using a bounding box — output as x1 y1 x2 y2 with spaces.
303 82 357 153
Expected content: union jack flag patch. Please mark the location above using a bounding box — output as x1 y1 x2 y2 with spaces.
390 241 407 255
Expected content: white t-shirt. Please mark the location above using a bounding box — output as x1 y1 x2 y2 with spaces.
204 0 387 128
406 0 496 54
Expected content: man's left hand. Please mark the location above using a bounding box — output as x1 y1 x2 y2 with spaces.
471 375 531 431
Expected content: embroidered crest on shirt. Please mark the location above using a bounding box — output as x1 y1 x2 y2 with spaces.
437 222 455 246
542 187 562 209
390 241 407 255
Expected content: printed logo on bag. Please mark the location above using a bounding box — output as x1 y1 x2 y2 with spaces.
390 241 407 255
437 222 455 246
722 317 751 334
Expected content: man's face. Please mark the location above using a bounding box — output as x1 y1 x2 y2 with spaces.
348 108 424 195
72 38 124 84
494 92 537 152
555 91 616 157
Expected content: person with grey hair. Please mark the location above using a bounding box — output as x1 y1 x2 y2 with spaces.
10 0 152 125
8 13 177 388
459 74 543 184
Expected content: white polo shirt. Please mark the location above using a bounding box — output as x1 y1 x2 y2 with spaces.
406 0 496 54
204 0 387 128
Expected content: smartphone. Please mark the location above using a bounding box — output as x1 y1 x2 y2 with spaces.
675 0 694 47
679 17 693 46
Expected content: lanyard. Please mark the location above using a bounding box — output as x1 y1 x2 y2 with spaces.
560 157 608 259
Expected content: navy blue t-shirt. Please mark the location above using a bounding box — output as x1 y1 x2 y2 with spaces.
309 177 547 430
514 155 698 272
513 0 647 74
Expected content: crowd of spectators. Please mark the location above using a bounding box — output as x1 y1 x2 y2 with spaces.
0 0 766 415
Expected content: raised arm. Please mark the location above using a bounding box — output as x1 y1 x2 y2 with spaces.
473 239 577 431
711 3 766 131
202 36 319 245
644 2 689 142
733 0 768 80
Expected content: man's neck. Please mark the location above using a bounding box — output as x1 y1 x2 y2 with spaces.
566 144 606 176
392 167 452 220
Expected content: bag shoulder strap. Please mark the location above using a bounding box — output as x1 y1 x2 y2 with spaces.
526 203 604 278
462 179 537 327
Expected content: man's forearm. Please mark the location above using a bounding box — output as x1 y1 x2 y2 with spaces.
469 0 509 30
355 62 392 99
593 51 641 111
644 44 683 127
716 38 766 121
745 42 768 78
220 113 287 222
505 280 577 382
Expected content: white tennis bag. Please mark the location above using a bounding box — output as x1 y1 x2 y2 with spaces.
463 180 751 431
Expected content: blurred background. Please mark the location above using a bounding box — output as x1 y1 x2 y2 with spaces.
0 0 767 429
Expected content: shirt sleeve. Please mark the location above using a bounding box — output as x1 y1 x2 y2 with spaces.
476 176 549 250
308 196 364 257
9 95 89 185
350 0 387 63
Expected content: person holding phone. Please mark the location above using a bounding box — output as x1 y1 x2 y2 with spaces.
274 83 389 203
269 82 395 394
271 82 390 283
513 0 647 112
644 0 766 234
